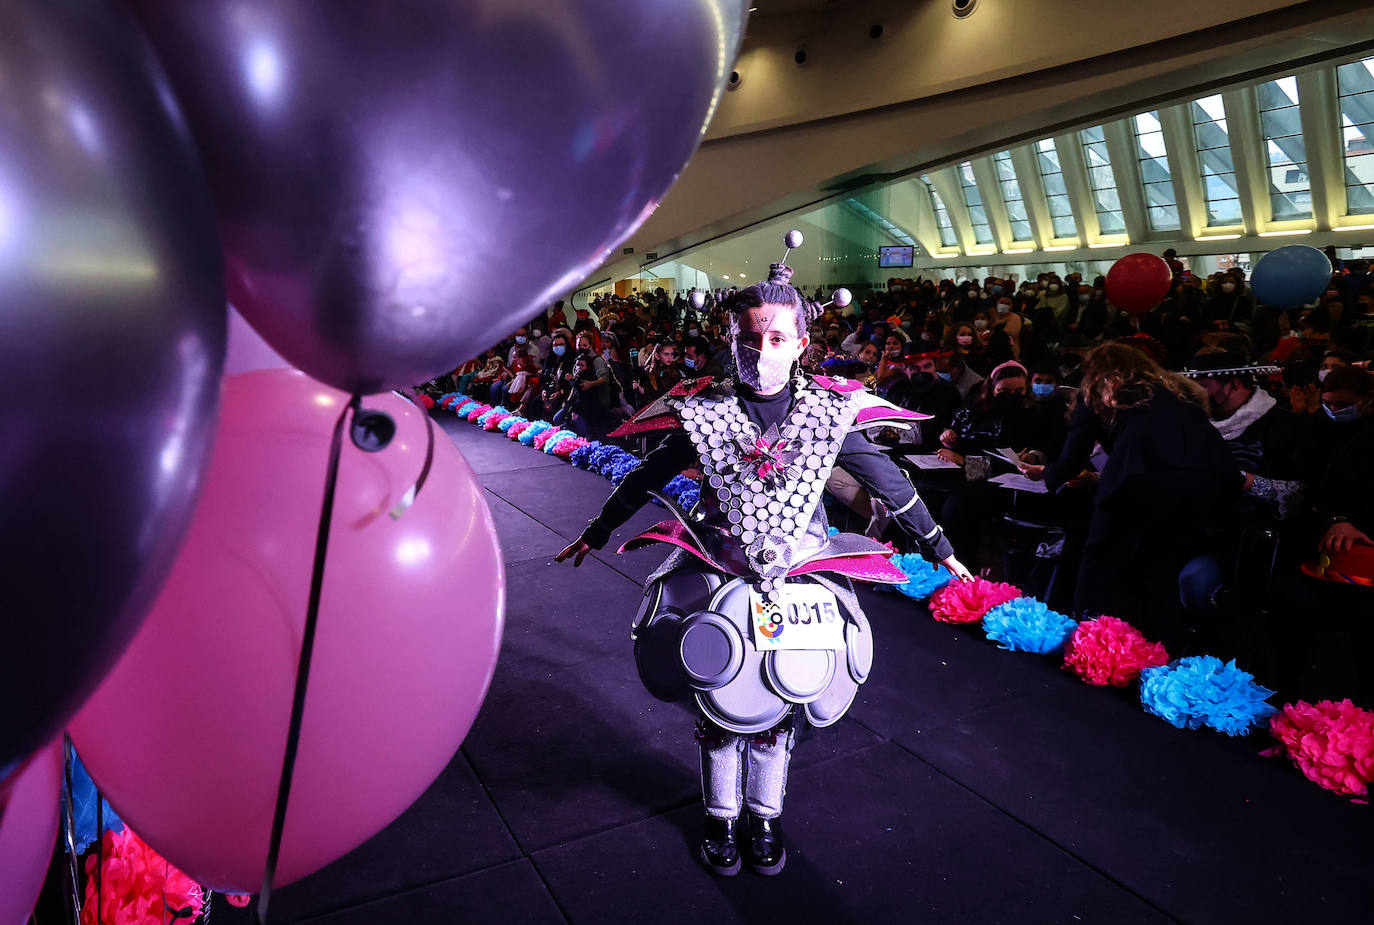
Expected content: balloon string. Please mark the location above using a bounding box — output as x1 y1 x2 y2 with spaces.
60 736 84 924
389 397 436 520
256 395 356 923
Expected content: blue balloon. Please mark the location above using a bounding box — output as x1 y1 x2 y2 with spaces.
1249 245 1333 309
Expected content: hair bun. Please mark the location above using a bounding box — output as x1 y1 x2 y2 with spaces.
767 263 794 285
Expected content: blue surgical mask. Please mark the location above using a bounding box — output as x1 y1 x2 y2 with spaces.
991 285 1003 295
683 357 697 370
688 328 699 337
1324 403 1361 423
936 371 952 382
552 344 567 357
1032 382 1056 399
514 335 527 344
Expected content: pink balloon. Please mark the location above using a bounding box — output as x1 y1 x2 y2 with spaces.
0 742 61 925
70 369 504 890
223 304 290 376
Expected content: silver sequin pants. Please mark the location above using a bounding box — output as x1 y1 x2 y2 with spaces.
697 719 795 820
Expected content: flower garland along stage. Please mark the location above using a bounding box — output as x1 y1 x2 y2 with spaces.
433 392 1374 801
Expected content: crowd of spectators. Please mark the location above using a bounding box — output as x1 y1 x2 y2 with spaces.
431 254 1373 703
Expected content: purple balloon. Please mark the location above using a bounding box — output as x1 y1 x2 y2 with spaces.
130 0 748 394
0 0 226 778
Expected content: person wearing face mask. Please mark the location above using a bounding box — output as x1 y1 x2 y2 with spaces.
934 362 1063 563
1036 277 1070 330
506 326 532 366
882 349 963 452
556 261 971 878
936 347 985 403
991 297 1023 358
683 335 724 380
526 328 576 419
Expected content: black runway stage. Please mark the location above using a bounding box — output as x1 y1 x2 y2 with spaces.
253 415 1370 925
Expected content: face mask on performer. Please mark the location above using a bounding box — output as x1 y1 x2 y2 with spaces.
732 305 807 394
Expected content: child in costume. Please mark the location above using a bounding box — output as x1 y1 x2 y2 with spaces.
557 239 971 877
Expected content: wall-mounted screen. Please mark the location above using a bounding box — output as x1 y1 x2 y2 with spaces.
879 245 915 267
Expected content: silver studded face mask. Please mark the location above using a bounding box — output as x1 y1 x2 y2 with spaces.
732 342 793 393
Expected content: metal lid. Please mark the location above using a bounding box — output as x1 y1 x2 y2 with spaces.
846 612 874 684
679 611 744 691
764 648 836 704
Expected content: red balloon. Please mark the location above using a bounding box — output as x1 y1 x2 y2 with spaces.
1105 253 1173 315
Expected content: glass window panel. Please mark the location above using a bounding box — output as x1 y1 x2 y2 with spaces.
1081 125 1106 143
1200 147 1235 174
1204 172 1238 199
1089 165 1115 190
1006 200 1029 222
1257 77 1311 221
1148 205 1181 231
969 205 988 225
1042 172 1068 197
1082 141 1111 167
1338 58 1374 216
1345 152 1374 215
995 154 1016 181
1143 180 1176 206
1336 59 1374 93
1051 214 1078 237
1010 219 1033 240
971 222 994 245
1260 107 1303 139
1139 155 1171 182
1134 111 1163 135
1098 211 1126 234
1208 198 1242 224
1093 188 1121 212
1047 194 1073 216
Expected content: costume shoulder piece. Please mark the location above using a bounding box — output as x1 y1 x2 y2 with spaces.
607 376 725 438
806 374 932 432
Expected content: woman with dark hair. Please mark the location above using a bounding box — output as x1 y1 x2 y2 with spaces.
1023 343 1241 644
556 258 970 879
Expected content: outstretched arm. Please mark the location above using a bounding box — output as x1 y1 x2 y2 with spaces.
835 430 973 581
556 432 697 566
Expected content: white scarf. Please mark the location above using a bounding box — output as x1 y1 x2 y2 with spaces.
1212 387 1275 441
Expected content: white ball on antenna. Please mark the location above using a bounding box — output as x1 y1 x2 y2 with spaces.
689 291 706 309
784 229 804 249
831 287 852 308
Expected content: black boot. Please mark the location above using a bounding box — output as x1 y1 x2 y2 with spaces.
744 813 786 875
699 816 741 877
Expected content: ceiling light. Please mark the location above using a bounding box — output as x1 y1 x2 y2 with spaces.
1336 223 1374 231
1044 244 1076 252
1001 247 1034 254
1087 242 1125 249
1195 233 1242 241
1258 229 1312 237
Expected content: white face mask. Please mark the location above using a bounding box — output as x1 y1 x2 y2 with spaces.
1049 284 1061 292
532 329 543 338
732 342 793 392
1222 283 1237 293
1317 367 1330 383
996 302 1011 314
956 334 974 346
974 319 988 329
970 290 982 299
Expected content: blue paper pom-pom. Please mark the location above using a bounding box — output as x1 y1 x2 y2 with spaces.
677 487 700 511
826 526 839 537
982 598 1078 654
498 415 526 433
454 400 479 417
1138 656 1279 736
888 552 952 600
542 429 579 454
608 458 642 485
519 421 554 446
587 444 621 471
571 441 603 469
476 405 507 426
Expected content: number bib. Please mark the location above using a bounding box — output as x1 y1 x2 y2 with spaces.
749 584 845 651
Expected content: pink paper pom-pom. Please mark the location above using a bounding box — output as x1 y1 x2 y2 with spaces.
928 578 1021 624
82 828 203 925
532 428 558 450
483 412 512 431
1268 699 1374 798
1061 615 1168 686
465 405 489 423
552 436 589 459
507 421 531 439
